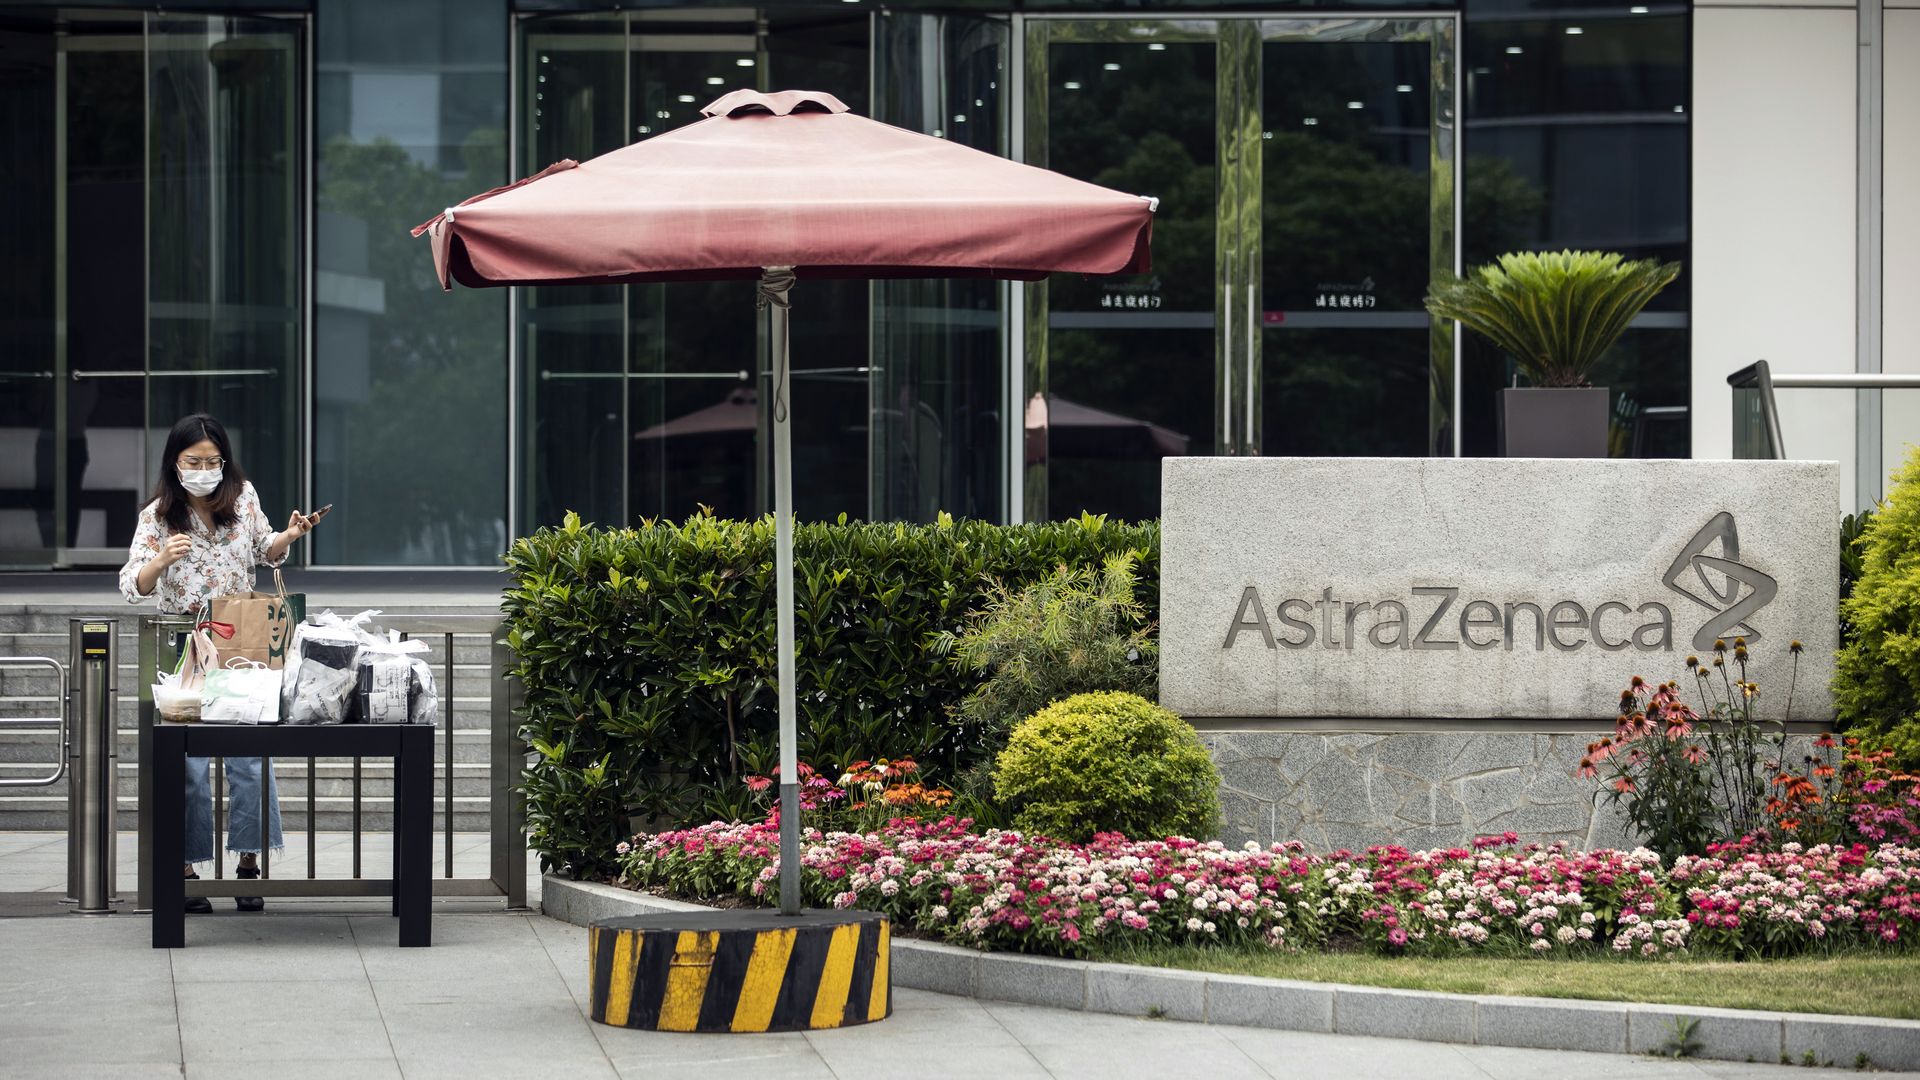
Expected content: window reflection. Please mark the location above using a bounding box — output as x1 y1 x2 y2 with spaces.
1461 9 1689 457
316 0 509 564
1045 39 1215 522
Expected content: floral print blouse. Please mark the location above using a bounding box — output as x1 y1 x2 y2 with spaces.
118 482 285 615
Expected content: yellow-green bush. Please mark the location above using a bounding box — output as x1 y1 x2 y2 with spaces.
993 691 1219 843
1835 446 1920 764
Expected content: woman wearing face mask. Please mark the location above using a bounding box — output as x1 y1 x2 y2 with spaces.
119 413 319 913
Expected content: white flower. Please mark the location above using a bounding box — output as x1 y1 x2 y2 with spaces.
1187 917 1203 931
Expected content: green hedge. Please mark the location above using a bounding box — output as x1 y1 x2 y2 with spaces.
503 511 1159 878
1835 445 1920 763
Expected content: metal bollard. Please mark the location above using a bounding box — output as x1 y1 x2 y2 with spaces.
69 619 119 914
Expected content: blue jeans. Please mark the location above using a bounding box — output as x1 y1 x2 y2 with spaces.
169 632 284 865
183 754 284 865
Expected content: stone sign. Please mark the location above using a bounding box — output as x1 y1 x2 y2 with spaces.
1161 458 1839 721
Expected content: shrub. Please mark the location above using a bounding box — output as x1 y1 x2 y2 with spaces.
1836 446 1920 764
939 554 1158 737
1840 508 1874 647
503 510 1157 878
993 691 1218 843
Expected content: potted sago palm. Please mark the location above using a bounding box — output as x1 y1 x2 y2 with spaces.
1425 250 1681 458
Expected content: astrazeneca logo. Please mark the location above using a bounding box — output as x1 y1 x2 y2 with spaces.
1661 511 1778 652
1221 512 1776 656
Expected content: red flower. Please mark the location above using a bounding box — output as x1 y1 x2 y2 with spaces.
744 775 772 792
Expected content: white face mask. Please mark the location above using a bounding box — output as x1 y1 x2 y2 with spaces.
178 468 223 497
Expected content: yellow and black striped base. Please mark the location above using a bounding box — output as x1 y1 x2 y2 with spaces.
588 909 891 1033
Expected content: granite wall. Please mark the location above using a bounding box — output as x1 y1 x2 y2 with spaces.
1199 729 1634 853
1199 728 1825 854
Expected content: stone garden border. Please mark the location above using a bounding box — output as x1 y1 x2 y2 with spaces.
544 875 1920 1070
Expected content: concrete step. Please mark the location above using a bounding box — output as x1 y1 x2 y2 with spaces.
0 727 504 764
0 795 494 831
0 631 502 666
0 699 501 732
0 760 496 799
0 605 504 633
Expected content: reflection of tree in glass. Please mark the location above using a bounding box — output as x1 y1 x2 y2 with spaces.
1049 129 1218 453
319 131 507 564
1262 141 1543 454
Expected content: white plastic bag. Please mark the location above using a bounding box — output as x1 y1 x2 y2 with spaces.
153 671 201 723
356 634 429 724
407 655 439 726
281 610 381 725
200 660 283 725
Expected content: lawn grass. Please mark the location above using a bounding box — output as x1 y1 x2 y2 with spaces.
1095 943 1920 1020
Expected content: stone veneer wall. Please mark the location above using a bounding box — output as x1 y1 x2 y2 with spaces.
1200 729 1823 854
1198 729 1636 854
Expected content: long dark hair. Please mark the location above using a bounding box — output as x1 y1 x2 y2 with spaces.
149 413 248 534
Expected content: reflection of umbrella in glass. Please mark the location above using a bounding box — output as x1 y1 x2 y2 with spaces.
632 386 756 442
1024 392 1189 465
414 88 1154 917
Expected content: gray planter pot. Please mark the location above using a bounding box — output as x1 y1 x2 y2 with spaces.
1497 386 1610 458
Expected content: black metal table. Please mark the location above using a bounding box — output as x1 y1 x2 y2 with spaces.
150 723 434 948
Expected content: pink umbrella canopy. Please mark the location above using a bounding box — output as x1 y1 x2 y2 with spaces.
411 89 1154 288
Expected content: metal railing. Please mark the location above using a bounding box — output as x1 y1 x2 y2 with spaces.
1728 359 1920 460
134 613 526 911
0 656 68 788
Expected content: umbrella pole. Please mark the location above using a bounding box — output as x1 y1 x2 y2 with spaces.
761 267 802 918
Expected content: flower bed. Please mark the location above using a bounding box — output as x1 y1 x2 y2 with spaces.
617 819 1920 961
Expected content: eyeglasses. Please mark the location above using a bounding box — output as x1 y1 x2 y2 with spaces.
178 455 224 469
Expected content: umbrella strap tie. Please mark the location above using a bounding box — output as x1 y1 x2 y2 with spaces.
757 268 796 423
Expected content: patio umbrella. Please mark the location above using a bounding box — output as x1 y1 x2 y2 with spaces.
414 88 1154 916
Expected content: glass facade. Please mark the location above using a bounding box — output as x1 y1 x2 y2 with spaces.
1460 0 1691 457
1 9 303 566
315 0 509 564
515 9 873 534
0 0 1694 568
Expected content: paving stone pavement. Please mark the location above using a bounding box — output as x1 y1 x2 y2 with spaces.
4 906 1917 1080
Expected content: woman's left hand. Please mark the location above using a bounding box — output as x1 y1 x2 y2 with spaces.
284 510 314 541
